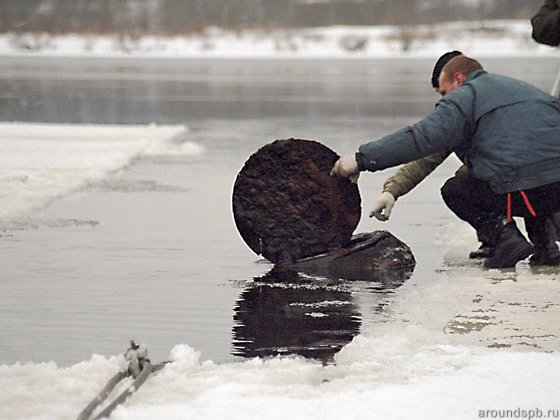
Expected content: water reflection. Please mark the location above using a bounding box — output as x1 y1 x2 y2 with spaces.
232 262 413 363
232 267 359 363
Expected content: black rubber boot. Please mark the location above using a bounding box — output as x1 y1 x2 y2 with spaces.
484 220 533 269
527 218 560 267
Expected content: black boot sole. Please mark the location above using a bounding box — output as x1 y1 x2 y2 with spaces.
469 249 495 259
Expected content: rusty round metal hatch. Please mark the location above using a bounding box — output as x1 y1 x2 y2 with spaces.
232 138 361 264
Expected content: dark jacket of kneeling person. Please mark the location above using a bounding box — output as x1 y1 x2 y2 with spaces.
532 0 560 46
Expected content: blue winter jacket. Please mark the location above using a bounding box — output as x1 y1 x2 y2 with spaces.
356 70 560 194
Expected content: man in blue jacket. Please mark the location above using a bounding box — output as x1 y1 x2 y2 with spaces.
371 50 501 260
331 55 560 269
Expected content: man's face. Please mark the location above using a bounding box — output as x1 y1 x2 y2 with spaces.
437 70 462 96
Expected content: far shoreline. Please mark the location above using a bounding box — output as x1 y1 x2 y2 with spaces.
0 20 557 60
0 52 557 60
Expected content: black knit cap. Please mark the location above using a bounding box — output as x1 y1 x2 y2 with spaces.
431 50 463 88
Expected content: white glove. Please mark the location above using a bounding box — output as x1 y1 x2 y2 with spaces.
330 154 360 183
369 191 396 221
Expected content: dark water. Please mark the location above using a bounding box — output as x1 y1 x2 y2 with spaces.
0 55 558 366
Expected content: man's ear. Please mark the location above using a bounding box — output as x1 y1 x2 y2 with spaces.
455 72 467 86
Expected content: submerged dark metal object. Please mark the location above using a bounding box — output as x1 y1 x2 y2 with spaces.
233 138 361 264
291 231 416 282
231 140 416 361
232 138 416 279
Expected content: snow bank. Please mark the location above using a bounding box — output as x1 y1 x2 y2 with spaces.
1 333 558 420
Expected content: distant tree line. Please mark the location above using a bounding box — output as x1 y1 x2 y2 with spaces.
0 0 546 35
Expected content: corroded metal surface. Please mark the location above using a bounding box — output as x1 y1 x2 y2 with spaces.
233 138 361 264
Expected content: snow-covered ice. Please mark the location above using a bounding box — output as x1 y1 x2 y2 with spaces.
0 20 557 59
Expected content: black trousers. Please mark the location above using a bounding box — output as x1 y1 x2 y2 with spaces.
440 170 560 244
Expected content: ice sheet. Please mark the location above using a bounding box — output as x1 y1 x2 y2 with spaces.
0 122 194 224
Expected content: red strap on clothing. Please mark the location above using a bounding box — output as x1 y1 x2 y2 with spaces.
520 191 537 217
507 190 537 221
